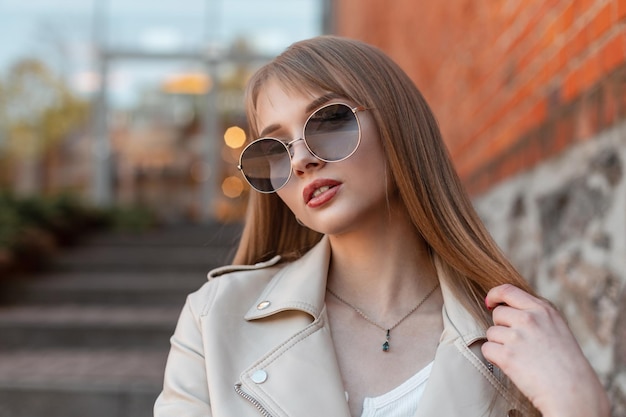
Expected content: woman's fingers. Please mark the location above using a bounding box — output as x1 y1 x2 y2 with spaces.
482 284 610 417
485 283 545 311
484 321 515 344
489 303 531 328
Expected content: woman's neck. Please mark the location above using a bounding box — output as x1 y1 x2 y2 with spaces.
326 208 439 317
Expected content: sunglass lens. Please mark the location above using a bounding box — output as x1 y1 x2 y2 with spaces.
240 138 290 192
304 104 360 161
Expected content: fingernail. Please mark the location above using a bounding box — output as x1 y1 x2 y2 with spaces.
485 296 493 311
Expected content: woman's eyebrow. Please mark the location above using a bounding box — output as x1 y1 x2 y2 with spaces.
258 93 344 137
305 93 343 113
259 123 280 138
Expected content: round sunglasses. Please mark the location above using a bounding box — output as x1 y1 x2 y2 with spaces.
238 102 366 193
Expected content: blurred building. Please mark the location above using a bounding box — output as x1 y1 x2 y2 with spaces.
334 1 626 414
0 0 327 223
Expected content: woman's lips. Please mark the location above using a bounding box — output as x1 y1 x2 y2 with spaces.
303 179 342 208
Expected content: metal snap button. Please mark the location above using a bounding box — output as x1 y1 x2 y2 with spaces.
251 369 268 384
257 301 271 310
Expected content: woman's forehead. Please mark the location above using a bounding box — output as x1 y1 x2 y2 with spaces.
255 77 322 105
253 83 313 133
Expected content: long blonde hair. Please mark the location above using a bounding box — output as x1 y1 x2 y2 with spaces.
234 36 538 414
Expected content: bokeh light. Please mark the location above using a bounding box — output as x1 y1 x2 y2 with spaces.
224 126 246 149
163 73 212 95
221 176 244 198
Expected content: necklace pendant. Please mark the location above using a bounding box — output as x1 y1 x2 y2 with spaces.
382 329 390 352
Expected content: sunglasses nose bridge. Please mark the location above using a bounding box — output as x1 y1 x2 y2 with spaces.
289 135 326 170
286 137 304 151
285 137 308 158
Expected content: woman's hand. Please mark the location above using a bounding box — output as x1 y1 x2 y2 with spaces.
482 284 610 417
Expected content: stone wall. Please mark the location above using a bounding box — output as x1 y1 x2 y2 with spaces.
473 122 626 415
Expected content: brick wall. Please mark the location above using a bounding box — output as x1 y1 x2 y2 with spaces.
335 0 626 195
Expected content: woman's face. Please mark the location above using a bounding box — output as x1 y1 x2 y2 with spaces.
254 78 395 236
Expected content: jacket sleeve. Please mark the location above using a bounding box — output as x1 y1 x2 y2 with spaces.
154 290 212 417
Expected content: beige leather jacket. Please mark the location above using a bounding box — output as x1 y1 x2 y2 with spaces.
154 237 528 417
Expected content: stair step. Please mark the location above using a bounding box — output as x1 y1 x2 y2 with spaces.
0 224 239 417
0 349 166 417
0 383 157 417
84 223 242 247
1 272 207 306
51 246 233 273
0 305 180 350
0 349 166 386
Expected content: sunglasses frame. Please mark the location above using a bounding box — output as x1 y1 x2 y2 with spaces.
238 102 366 193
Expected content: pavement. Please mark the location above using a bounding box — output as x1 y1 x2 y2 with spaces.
0 222 242 417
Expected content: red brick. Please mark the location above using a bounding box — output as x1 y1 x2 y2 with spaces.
600 32 626 72
518 42 543 74
505 3 551 55
529 134 544 166
528 127 551 163
560 2 576 29
530 99 548 128
617 0 626 21
589 4 613 42
574 0 597 17
508 85 532 114
460 124 508 179
602 81 618 125
556 46 570 75
543 48 567 81
574 100 595 141
580 50 603 91
501 156 515 180
501 1 527 32
556 113 575 151
563 66 582 101
515 9 564 74
566 26 591 61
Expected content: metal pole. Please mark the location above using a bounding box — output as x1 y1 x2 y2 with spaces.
91 0 112 206
92 55 112 206
200 0 221 221
321 0 335 34
202 62 219 221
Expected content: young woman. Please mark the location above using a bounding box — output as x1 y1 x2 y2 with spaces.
155 36 610 417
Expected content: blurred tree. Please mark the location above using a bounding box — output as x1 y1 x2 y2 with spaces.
0 59 89 195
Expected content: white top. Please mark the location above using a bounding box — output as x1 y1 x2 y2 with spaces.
359 361 433 417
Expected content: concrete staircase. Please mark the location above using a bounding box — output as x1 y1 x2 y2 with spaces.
0 223 241 417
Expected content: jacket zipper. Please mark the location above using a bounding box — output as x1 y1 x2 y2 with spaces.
234 383 275 417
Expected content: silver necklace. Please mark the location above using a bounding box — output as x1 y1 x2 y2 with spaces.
326 283 440 352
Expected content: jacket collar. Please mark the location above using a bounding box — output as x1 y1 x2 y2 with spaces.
238 237 513 417
244 236 330 321
243 236 485 344
435 256 487 344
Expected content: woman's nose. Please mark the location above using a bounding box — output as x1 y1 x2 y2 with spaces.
290 139 324 175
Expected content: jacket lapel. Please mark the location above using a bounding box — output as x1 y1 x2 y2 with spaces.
243 237 330 321
239 237 351 417
415 259 520 417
